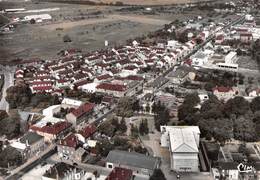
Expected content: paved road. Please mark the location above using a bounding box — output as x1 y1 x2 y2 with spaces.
0 65 15 112
5 145 56 180
140 13 246 180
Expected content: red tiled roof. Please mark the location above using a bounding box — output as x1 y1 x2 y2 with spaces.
110 68 120 74
125 75 143 81
96 63 108 68
115 75 143 81
216 35 224 40
240 33 253 37
30 121 72 135
57 79 69 83
51 65 67 71
71 103 95 118
79 124 96 138
96 83 126 92
124 65 137 71
118 59 129 65
73 73 87 80
73 79 91 88
31 81 53 86
33 86 53 92
58 134 79 148
106 167 133 180
16 71 24 76
213 86 233 93
96 74 112 81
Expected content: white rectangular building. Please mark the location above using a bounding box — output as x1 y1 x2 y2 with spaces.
160 126 200 172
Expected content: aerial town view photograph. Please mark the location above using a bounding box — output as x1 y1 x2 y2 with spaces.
0 0 260 179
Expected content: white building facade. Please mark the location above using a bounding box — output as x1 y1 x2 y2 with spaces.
160 126 200 172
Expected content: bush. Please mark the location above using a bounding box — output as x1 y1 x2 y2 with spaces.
63 34 72 42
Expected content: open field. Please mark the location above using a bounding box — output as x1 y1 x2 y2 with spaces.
41 14 171 30
0 19 160 61
0 0 223 62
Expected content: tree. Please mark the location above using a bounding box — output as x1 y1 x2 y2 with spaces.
0 146 23 168
130 124 139 138
0 110 8 120
63 34 72 42
111 117 119 128
233 115 256 142
200 97 224 119
113 137 130 151
150 169 166 180
177 93 201 123
118 118 127 133
224 96 250 118
116 97 134 117
183 93 200 106
6 84 32 109
154 109 170 131
178 104 198 122
139 119 149 135
98 121 115 137
250 96 260 113
132 99 141 112
0 116 21 139
198 117 233 143
145 104 150 113
96 139 114 157
30 18 36 24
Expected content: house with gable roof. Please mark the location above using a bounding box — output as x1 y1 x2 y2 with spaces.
212 86 238 101
66 103 95 127
160 126 200 172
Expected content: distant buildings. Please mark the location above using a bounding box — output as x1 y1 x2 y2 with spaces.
23 14 52 23
160 126 200 172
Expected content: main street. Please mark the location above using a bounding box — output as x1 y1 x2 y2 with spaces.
138 13 246 180
0 65 15 113
5 145 56 180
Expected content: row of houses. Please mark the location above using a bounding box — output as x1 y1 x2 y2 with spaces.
14 27 206 98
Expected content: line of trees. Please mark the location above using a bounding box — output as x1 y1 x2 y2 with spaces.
178 93 260 143
152 102 170 131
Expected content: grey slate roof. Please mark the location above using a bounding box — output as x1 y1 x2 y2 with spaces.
20 131 44 145
106 150 160 170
